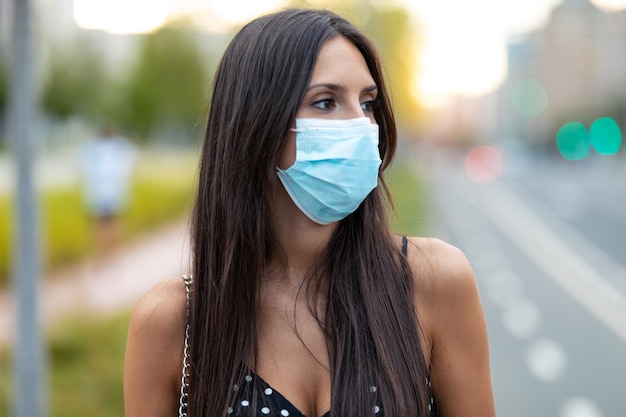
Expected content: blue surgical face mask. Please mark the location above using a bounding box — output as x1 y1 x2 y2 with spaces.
276 117 382 225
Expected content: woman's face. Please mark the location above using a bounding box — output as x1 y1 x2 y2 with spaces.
277 36 378 169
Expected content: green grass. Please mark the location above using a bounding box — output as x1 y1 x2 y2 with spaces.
0 151 197 288
0 347 10 415
0 197 11 287
386 161 428 236
0 311 131 417
124 154 197 236
47 311 130 417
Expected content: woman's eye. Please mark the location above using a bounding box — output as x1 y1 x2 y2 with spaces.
313 98 336 110
361 98 379 112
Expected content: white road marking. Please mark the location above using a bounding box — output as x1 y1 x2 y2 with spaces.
525 338 568 382
464 180 626 345
560 397 604 417
502 298 542 339
465 231 501 251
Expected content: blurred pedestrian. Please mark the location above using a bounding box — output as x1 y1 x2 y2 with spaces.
124 8 494 417
78 124 137 255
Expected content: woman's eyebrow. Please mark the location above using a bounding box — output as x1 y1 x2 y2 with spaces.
306 83 379 93
307 83 343 91
362 85 378 94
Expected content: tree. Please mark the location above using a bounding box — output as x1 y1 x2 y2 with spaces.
40 36 110 122
361 6 422 134
117 22 210 143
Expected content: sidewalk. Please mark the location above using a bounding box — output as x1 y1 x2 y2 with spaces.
0 220 190 348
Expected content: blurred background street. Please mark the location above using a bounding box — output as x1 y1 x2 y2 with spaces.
1 0 625 416
413 146 626 417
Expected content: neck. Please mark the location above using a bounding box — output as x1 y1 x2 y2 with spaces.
268 183 339 278
268 212 337 285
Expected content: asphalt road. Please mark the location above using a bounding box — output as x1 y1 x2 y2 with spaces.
419 148 626 417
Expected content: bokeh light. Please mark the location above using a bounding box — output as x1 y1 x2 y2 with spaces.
590 117 622 156
512 78 549 117
556 122 590 161
465 146 504 183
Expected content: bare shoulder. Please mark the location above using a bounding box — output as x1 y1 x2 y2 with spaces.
403 236 476 303
402 236 495 416
400 236 481 352
128 277 188 343
124 277 189 417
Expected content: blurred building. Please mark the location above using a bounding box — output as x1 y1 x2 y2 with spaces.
497 0 626 150
431 0 626 154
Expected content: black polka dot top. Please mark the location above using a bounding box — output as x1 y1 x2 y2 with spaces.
224 369 438 417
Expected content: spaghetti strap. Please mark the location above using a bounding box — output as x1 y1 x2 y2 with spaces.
401 235 408 256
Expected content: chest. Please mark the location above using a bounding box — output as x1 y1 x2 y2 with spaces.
253 294 331 417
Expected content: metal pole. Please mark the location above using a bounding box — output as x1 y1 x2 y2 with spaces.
8 0 47 416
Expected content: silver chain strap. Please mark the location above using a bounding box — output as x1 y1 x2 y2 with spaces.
179 274 193 417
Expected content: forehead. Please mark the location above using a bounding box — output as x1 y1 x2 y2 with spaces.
309 36 375 85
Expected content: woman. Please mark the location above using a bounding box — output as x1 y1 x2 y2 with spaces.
124 8 494 417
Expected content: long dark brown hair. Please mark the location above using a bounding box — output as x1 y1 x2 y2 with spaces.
189 8 429 417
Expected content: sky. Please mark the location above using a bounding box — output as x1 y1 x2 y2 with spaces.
73 0 626 109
